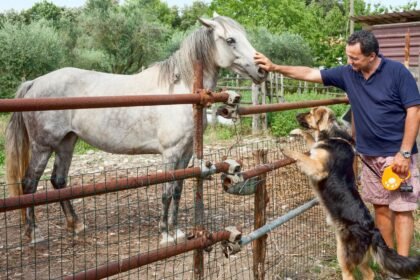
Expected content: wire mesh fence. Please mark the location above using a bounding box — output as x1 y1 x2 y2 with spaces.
0 137 340 279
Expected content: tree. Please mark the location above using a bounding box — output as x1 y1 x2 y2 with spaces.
23 1 64 24
367 0 417 14
74 1 170 73
177 1 210 31
209 0 307 33
124 0 180 28
0 20 66 98
248 27 313 66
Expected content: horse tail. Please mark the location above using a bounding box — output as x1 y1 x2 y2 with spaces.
5 82 32 205
371 228 420 278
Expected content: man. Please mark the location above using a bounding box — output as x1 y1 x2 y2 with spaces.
255 30 420 260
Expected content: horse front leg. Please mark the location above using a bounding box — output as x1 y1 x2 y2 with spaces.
50 175 85 235
22 145 52 243
160 145 192 245
167 153 191 244
168 179 186 243
159 182 174 245
22 178 44 243
51 135 86 235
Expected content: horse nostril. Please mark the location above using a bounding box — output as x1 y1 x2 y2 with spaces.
258 68 267 77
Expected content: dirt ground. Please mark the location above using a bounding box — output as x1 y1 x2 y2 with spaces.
0 136 418 280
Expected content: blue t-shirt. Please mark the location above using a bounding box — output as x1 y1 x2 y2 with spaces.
321 56 420 156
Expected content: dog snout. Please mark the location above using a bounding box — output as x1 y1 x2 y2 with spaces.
296 112 310 128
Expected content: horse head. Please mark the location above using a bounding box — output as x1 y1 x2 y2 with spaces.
199 13 268 84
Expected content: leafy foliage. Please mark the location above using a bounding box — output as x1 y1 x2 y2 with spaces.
176 1 210 31
0 20 66 98
23 0 65 23
75 1 170 73
248 27 313 66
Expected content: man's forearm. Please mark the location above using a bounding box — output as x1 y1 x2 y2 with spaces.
254 52 323 83
400 105 420 152
271 65 323 83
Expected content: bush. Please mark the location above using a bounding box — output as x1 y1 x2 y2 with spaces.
0 20 66 98
248 27 313 66
270 93 349 136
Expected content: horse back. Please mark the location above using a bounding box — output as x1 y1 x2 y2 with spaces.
23 66 189 99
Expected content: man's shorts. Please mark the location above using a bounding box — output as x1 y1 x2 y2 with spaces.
361 155 419 212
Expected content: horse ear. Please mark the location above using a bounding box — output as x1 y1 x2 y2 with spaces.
213 11 220 18
198 17 217 30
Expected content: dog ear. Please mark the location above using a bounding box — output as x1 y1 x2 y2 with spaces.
314 107 330 130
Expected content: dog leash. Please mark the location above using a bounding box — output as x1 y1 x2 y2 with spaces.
357 155 382 178
329 136 386 179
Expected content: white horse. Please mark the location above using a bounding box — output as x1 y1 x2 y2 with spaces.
5 14 267 245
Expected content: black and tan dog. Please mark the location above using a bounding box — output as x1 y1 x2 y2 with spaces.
282 106 420 280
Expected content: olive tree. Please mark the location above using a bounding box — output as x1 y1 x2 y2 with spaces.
0 20 66 98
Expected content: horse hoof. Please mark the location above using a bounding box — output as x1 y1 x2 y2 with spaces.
174 229 186 243
30 228 45 244
74 222 87 235
67 221 87 234
160 232 175 246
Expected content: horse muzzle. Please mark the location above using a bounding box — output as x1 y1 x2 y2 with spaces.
249 67 268 84
256 68 268 83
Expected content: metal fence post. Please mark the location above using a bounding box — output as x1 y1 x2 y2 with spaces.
193 61 205 279
252 149 268 280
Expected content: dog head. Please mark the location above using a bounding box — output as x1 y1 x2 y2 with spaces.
296 106 336 131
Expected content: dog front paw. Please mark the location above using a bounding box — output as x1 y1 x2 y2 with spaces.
289 128 304 137
281 148 297 160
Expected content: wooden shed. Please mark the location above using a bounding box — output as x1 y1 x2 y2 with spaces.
352 10 420 82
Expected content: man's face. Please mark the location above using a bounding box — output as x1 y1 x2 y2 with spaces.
345 43 375 72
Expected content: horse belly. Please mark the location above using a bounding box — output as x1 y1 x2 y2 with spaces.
72 106 193 155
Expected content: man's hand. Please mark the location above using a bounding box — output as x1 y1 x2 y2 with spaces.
254 52 275 72
392 152 410 177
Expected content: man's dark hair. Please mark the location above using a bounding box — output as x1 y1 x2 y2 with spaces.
347 30 379 56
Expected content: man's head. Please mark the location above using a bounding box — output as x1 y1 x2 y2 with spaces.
345 30 379 72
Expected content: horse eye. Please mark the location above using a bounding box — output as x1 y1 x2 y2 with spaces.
226 37 236 45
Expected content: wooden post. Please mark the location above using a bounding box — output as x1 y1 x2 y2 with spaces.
211 105 217 128
252 83 261 134
280 74 284 101
404 29 410 68
261 82 267 130
269 72 273 103
252 149 268 280
275 73 279 103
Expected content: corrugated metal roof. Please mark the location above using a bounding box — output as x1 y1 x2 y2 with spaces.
352 10 420 25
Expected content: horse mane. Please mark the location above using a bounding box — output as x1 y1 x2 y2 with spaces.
156 16 245 87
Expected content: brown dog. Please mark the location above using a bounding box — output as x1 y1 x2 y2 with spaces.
282 106 420 280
